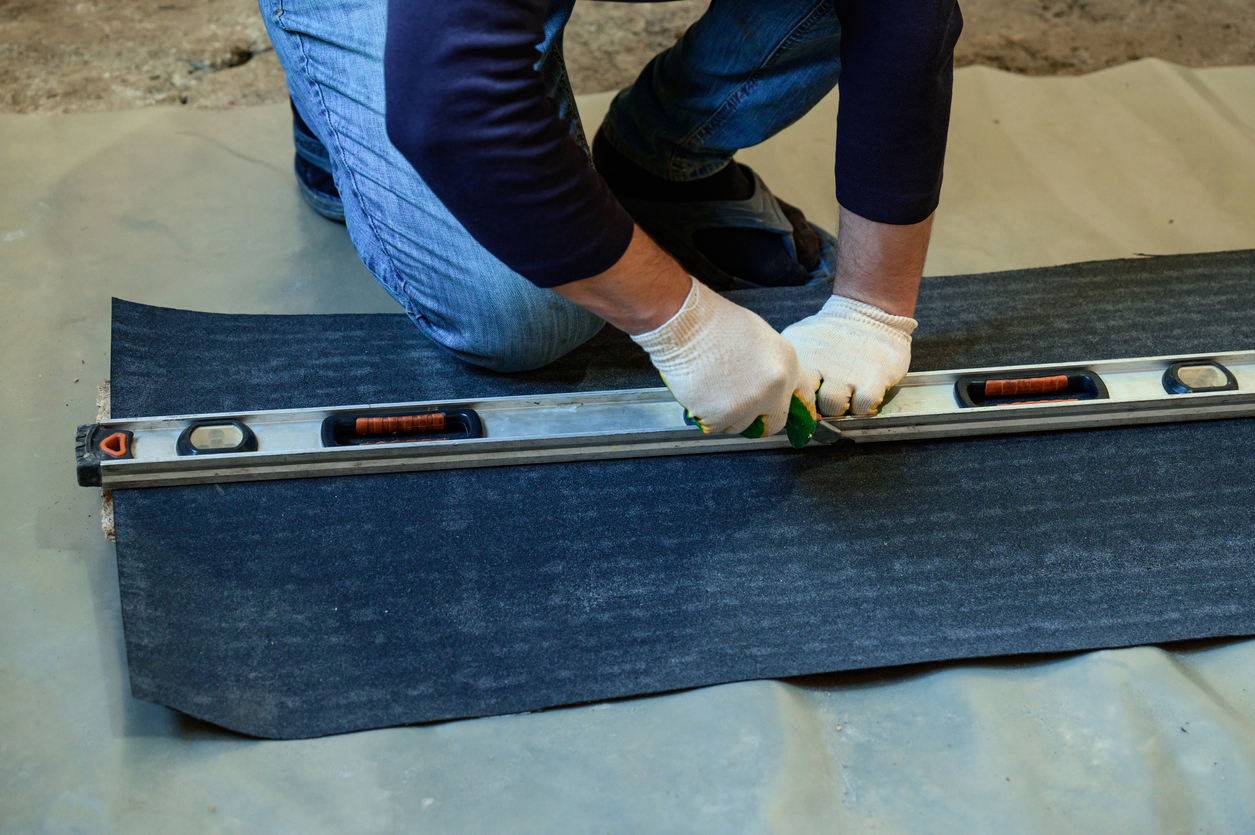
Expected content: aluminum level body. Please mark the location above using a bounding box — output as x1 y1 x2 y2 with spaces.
80 350 1255 489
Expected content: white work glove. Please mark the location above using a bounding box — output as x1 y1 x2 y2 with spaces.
781 295 917 417
632 276 819 447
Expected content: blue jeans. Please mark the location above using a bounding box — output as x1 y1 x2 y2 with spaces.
262 0 841 371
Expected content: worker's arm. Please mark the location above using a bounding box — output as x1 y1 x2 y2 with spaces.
554 226 818 446
830 0 962 226
830 207 931 320
782 207 930 418
779 0 961 417
384 0 635 286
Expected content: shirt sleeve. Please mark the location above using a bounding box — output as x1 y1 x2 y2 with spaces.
384 0 636 288
831 0 964 225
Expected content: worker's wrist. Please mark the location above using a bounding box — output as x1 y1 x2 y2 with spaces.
551 225 692 335
831 206 932 318
630 276 698 349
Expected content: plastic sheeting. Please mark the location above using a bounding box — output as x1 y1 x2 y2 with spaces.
3 59 1255 831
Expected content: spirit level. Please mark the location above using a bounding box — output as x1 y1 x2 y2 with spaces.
76 351 1255 490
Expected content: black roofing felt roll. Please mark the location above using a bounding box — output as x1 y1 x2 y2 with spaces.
110 250 1255 739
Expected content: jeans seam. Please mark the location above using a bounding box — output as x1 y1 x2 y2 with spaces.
286 27 415 313
668 0 835 179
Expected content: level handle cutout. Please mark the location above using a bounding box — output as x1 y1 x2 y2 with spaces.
955 370 1109 408
321 408 484 446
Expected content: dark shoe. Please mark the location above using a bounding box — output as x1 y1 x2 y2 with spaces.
291 98 346 223
592 128 835 291
616 165 836 291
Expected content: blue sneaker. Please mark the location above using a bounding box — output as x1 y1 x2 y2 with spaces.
291 99 346 223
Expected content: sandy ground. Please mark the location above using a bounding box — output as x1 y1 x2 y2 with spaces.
1 0 1253 113
0 0 1249 114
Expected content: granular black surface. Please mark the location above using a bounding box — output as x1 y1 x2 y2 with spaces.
111 250 1255 738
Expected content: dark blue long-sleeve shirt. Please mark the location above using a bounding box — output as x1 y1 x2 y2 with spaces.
385 0 962 289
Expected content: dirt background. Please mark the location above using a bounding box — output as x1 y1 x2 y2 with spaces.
1 0 1253 113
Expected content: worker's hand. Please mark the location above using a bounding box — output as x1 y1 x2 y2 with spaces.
632 276 819 447
781 295 917 417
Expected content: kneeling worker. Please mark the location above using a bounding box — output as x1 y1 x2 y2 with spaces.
264 0 963 446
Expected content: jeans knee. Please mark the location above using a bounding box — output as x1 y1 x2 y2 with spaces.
418 303 605 374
